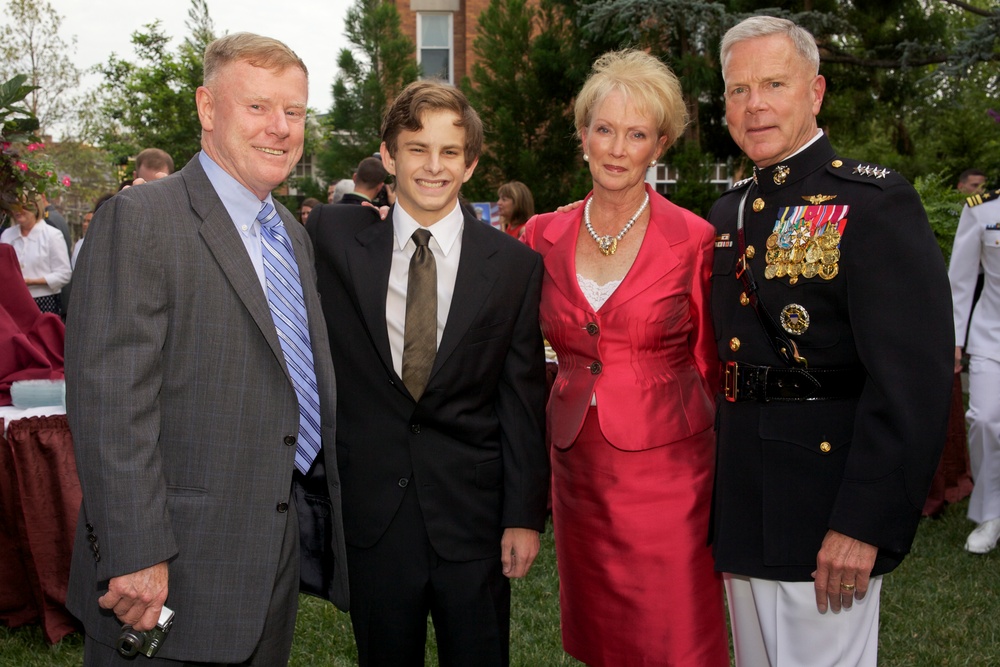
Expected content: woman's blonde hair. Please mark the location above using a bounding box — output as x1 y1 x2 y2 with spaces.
574 49 688 150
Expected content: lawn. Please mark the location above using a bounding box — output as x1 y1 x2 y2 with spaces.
3 499 999 666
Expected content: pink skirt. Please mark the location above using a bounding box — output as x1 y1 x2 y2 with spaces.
552 407 729 667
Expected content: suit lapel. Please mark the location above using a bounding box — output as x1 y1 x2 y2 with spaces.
541 207 593 312
185 163 286 372
431 213 498 379
345 220 397 380
600 190 686 311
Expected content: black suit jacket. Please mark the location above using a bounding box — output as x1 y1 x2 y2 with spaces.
708 135 953 581
309 204 549 561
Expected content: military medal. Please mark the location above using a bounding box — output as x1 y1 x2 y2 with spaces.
780 303 810 335
763 203 849 284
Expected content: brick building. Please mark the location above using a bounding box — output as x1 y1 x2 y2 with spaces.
393 0 491 85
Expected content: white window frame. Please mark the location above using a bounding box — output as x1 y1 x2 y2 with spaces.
417 12 454 84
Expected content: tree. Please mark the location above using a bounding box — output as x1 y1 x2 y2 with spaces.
80 0 215 168
316 0 419 181
461 0 596 209
0 0 82 136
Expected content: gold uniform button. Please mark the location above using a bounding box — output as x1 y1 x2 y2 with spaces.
831 160 843 168
820 441 832 453
739 292 750 306
746 245 756 259
729 337 741 352
752 198 765 213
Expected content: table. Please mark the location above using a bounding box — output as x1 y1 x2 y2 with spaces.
0 406 81 643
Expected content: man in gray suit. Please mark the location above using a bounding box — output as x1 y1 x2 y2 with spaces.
66 32 348 665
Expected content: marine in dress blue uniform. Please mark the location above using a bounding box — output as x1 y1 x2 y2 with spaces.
709 16 953 667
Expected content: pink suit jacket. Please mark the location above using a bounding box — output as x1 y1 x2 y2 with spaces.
523 185 719 451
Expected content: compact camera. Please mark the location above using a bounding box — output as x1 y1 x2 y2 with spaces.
117 605 174 658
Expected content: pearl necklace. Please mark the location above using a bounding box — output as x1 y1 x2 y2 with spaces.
584 192 650 256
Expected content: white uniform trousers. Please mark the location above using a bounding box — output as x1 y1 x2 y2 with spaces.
724 573 882 667
967 355 1000 523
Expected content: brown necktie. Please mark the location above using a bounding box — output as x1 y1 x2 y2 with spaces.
402 228 437 400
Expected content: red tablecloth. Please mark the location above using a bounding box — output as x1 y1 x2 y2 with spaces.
0 413 81 643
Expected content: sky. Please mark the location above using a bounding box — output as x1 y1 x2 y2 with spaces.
52 0 353 137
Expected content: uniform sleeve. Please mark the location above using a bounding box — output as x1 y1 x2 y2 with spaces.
689 221 720 395
948 205 982 347
828 180 954 554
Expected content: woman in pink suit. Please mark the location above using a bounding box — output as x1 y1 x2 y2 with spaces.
522 49 728 666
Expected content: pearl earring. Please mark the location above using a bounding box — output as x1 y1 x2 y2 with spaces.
650 159 657 167
583 154 589 162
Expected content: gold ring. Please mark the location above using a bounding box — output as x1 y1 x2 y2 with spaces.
840 582 856 592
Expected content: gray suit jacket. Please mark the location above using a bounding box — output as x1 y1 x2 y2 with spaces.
65 156 348 662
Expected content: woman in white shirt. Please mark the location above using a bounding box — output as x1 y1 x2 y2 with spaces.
1 194 72 314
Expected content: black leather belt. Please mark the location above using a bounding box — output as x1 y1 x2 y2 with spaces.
723 361 866 402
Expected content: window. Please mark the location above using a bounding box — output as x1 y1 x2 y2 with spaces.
418 13 452 83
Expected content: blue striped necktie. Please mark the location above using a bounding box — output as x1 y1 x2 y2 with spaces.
257 201 321 474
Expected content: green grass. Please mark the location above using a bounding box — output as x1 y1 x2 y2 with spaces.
4 504 1000 666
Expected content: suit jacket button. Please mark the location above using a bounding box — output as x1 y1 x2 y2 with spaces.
590 361 603 374
283 435 296 446
276 502 289 513
87 534 98 543
86 523 94 532
819 441 832 453
410 424 420 434
586 322 599 335
398 478 409 488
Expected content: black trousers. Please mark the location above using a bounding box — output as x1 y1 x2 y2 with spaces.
347 486 511 667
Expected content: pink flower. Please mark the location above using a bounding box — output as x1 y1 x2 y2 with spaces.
15 161 28 171
61 176 71 187
27 142 45 152
45 170 53 177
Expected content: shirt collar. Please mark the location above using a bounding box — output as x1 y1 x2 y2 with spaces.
198 151 273 231
391 201 464 256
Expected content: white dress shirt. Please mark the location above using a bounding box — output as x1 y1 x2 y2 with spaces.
386 202 464 378
0 219 72 297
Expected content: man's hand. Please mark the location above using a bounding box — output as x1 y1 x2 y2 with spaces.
955 346 964 374
99 561 169 631
811 530 877 613
555 200 584 214
360 200 391 220
500 527 540 579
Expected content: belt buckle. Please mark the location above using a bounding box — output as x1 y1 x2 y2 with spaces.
724 361 739 402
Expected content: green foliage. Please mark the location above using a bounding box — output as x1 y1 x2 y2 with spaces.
0 0 82 136
0 74 69 214
913 172 966 262
81 0 215 168
669 143 725 217
461 0 593 210
317 0 418 182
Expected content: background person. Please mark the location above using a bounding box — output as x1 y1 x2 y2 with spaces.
134 147 175 182
299 196 320 224
66 32 348 665
957 168 987 195
949 186 1000 553
709 17 952 666
340 156 388 205
496 181 534 239
0 193 72 314
521 49 728 667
